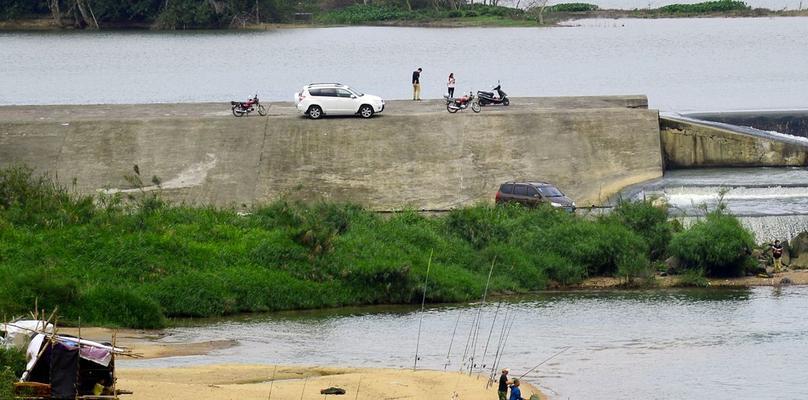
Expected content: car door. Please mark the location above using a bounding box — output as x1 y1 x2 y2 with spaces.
525 185 543 206
513 184 529 205
335 88 357 114
317 88 340 114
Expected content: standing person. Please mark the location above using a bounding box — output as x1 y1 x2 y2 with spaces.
447 73 456 98
509 378 527 400
497 368 511 400
771 239 784 273
412 67 422 101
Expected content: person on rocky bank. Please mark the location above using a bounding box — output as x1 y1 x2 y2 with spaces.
771 239 784 273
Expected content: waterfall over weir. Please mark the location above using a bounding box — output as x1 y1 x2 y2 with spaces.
621 167 808 242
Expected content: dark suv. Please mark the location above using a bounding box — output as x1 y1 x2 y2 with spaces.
495 181 576 211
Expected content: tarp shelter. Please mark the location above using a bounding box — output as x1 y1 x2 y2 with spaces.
2 320 131 400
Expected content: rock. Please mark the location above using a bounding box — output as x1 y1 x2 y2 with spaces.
780 277 793 285
790 231 808 257
751 249 763 259
665 256 681 275
320 387 346 395
659 271 668 277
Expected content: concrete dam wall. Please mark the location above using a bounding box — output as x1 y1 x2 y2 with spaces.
0 96 662 209
660 114 808 169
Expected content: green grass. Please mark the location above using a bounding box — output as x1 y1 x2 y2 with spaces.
658 0 749 14
0 166 757 328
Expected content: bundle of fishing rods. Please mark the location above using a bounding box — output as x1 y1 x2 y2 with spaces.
412 253 570 388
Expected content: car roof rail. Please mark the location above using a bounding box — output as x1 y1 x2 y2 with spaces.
307 82 343 87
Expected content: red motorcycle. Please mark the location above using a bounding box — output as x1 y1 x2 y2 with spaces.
231 94 267 117
445 92 481 113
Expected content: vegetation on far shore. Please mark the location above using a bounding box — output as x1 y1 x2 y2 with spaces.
0 166 760 329
0 0 801 30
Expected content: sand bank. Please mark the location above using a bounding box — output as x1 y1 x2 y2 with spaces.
117 364 541 400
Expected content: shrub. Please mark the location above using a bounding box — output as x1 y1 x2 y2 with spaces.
675 268 710 287
668 211 755 277
548 3 599 12
0 270 81 318
78 286 165 329
448 10 462 18
446 205 509 249
608 200 673 260
464 10 479 17
659 0 749 13
0 165 94 228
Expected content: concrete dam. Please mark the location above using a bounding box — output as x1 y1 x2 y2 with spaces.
1 96 806 210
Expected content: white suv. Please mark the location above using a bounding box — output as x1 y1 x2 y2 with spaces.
295 83 384 119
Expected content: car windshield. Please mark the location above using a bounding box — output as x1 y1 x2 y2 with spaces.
537 186 563 197
347 87 364 97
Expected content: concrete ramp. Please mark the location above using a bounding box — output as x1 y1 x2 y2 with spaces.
0 97 662 210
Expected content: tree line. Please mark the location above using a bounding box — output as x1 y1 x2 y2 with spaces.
0 0 300 29
0 0 527 29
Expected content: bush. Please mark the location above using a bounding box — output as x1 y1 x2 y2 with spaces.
0 347 25 377
548 3 599 12
675 268 710 287
668 211 755 277
608 200 673 260
658 0 749 13
78 286 165 329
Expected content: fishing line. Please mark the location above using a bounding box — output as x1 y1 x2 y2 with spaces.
413 249 433 371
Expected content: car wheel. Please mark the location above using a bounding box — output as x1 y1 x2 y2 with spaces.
308 105 323 119
359 105 374 118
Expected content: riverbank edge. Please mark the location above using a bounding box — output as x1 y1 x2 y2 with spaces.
114 364 544 400
2 9 807 31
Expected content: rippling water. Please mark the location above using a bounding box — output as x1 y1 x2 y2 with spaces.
2 17 808 110
124 287 808 400
623 168 808 241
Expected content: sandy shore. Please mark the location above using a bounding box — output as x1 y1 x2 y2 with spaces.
56 329 543 400
118 364 541 400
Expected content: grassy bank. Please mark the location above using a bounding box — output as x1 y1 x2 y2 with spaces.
0 166 757 328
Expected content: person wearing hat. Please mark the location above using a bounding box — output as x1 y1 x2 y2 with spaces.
497 368 512 400
509 378 527 400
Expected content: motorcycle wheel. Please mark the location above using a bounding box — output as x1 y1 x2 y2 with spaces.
503 98 510 106
471 101 481 113
447 103 458 113
232 106 245 117
257 105 268 116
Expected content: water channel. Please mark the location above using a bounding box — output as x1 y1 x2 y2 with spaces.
123 287 808 400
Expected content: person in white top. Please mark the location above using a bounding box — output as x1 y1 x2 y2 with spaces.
447 73 456 98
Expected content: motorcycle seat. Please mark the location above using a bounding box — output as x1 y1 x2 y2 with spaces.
478 91 494 96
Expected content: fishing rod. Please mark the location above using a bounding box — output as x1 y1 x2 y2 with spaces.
467 257 497 375
477 302 502 374
444 309 463 370
413 249 433 371
487 308 512 387
518 346 571 380
489 312 516 386
267 365 277 400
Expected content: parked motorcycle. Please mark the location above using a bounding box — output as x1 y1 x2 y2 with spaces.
445 92 481 113
231 94 267 117
477 83 509 106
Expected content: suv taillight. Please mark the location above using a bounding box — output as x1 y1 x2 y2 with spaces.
495 191 501 202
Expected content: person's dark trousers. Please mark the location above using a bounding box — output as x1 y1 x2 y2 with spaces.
448 87 455 98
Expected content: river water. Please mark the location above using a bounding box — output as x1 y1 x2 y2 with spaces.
123 287 808 400
2 17 808 111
